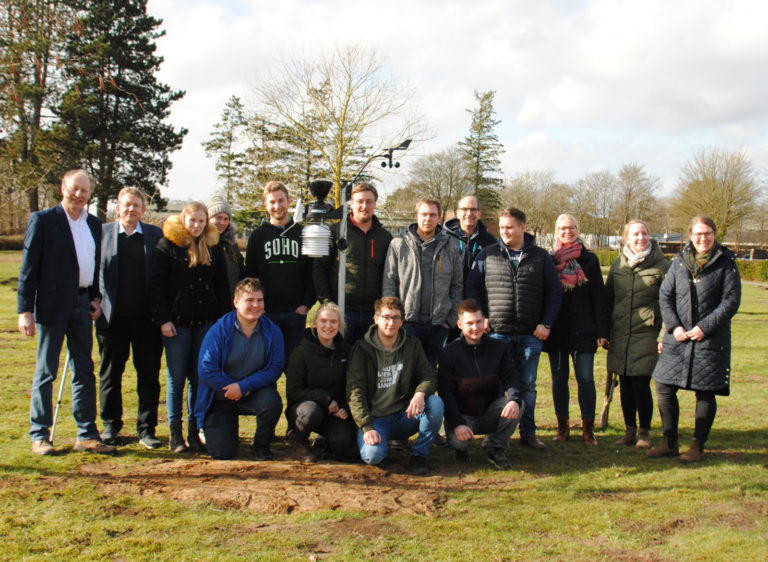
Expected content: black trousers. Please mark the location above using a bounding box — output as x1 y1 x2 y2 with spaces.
97 316 163 436
203 386 283 459
655 381 717 447
619 375 654 429
285 401 357 454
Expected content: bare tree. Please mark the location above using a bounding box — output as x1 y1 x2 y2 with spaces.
571 170 618 246
503 170 571 239
671 147 762 239
253 44 418 205
615 162 659 230
402 147 472 216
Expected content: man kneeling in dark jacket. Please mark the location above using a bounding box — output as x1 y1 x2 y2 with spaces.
438 299 523 469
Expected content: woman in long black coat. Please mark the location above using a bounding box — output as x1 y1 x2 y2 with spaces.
648 216 740 462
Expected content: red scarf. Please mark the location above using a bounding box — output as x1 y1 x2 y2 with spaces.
552 241 588 290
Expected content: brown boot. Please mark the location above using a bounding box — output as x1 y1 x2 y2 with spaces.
679 438 704 463
615 426 637 446
582 418 598 446
635 428 652 449
646 433 679 457
553 416 570 442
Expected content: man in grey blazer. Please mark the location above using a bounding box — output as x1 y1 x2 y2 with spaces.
18 170 115 455
97 186 164 448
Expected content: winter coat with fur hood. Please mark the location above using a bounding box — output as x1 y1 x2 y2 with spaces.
149 215 230 327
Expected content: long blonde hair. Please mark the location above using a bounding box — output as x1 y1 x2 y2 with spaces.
181 201 212 267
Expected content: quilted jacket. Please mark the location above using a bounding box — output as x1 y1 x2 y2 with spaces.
651 242 741 394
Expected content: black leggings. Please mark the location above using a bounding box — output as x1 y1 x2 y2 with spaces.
619 375 654 429
655 381 717 447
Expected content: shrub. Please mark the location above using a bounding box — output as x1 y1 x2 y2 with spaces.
736 259 768 282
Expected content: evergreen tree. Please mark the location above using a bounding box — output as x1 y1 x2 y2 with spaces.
458 89 504 211
202 95 250 204
54 0 186 217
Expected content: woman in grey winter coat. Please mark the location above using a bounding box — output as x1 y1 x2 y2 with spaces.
647 216 740 462
605 220 668 448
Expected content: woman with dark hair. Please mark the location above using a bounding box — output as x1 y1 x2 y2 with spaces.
648 216 740 462
545 213 609 446
207 196 243 304
150 201 229 453
285 302 357 462
605 220 668 448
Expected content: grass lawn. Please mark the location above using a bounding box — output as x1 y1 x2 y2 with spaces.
1 250 767 560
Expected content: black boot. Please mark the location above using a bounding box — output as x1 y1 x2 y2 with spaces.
169 422 187 453
186 419 204 452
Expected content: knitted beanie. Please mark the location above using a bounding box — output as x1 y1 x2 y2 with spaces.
206 195 232 218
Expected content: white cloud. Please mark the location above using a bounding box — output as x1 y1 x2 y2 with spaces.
145 0 768 202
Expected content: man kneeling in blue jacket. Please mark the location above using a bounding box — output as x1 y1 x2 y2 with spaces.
438 298 523 469
196 278 285 460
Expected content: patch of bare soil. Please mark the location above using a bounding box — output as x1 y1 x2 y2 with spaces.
79 455 502 515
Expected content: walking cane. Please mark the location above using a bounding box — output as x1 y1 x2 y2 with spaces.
50 350 71 444
599 369 619 430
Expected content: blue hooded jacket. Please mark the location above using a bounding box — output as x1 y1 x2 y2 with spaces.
195 310 285 427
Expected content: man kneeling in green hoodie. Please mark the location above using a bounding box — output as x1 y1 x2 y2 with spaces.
346 297 444 475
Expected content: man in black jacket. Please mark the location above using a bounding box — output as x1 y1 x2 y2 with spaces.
444 195 497 287
438 299 523 469
245 181 315 357
466 207 562 450
313 182 392 344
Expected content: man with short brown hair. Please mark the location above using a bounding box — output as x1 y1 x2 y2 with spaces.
382 198 462 366
314 182 392 343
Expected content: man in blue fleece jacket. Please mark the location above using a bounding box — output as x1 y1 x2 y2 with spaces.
195 278 285 460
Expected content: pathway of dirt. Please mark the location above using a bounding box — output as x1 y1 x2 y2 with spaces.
79 456 507 515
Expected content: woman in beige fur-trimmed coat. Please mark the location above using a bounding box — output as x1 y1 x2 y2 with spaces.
150 201 229 453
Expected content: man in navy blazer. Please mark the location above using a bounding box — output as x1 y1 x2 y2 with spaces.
97 186 164 449
18 170 116 455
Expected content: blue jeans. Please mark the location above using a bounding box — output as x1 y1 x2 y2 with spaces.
447 397 524 452
403 323 448 368
203 386 283 459
549 350 596 419
29 292 99 441
488 333 543 438
344 309 374 345
268 311 306 359
163 323 210 425
357 394 444 464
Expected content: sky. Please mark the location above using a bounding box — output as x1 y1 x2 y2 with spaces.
147 0 768 203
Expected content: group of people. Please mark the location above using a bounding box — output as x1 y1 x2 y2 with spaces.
18 169 741 472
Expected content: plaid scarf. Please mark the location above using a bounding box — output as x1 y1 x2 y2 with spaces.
681 241 717 280
622 243 652 268
552 239 588 290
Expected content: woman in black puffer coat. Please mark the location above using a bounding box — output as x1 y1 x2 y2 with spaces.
647 216 741 463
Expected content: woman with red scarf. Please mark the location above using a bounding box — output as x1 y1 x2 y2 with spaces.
544 214 609 445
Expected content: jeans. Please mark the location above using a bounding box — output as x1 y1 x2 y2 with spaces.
163 323 210 425
447 397 524 452
268 311 306 359
203 386 283 459
97 316 163 436
29 292 100 442
403 323 448 368
344 309 374 345
286 401 357 454
488 333 543 437
357 394 444 464
548 350 596 419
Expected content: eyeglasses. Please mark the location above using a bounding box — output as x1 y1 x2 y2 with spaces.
557 226 578 231
458 207 479 213
691 231 715 239
377 315 402 324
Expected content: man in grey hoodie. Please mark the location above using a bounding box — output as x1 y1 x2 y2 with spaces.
346 297 444 475
382 199 463 367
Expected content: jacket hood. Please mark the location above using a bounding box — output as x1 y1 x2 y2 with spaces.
362 323 406 352
220 222 238 244
162 214 220 248
406 222 446 244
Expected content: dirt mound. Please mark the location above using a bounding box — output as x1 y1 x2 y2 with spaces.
79 457 500 515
